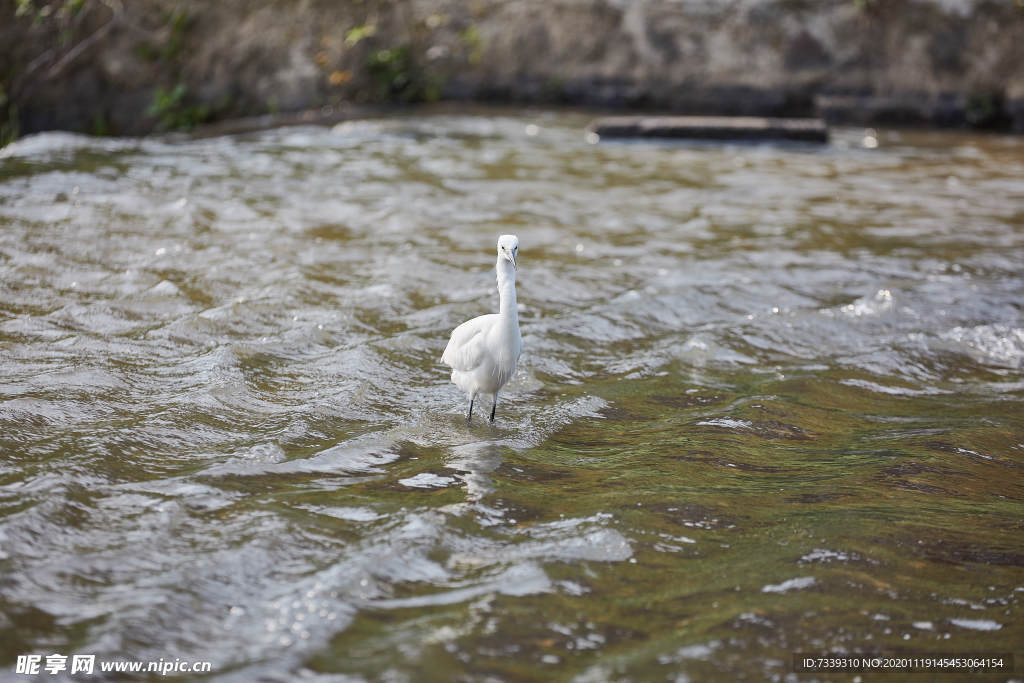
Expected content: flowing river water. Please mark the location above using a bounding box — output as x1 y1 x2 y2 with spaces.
1 110 1022 680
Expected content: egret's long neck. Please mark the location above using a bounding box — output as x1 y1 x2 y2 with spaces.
496 258 518 323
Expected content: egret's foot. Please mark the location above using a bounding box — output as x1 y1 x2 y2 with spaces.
467 398 474 424
490 397 497 423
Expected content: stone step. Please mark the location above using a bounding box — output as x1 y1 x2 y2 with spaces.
589 116 829 143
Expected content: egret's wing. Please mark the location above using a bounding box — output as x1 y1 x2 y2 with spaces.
441 314 495 371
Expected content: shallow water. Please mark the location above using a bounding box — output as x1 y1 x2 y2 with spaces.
1 110 1022 680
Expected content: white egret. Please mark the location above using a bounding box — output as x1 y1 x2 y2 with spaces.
442 234 522 423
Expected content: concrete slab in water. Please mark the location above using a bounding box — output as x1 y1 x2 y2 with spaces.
589 116 829 143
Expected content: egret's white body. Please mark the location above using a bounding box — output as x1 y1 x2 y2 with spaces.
442 235 522 423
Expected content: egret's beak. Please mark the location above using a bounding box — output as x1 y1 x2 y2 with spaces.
507 250 517 270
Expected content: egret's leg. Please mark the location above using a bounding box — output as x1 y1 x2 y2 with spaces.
467 397 474 423
489 395 497 423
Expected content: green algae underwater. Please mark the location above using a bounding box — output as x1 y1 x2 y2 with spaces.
1 111 1022 680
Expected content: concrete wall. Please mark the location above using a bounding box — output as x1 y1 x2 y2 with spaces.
3 0 1023 136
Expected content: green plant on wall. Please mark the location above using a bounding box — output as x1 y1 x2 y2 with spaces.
459 25 483 65
0 84 17 148
136 9 212 132
15 0 85 21
345 23 376 46
135 8 194 63
365 46 440 103
965 91 1004 128
162 8 193 61
146 83 208 131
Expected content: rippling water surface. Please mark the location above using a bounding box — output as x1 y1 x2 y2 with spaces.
2 110 1022 680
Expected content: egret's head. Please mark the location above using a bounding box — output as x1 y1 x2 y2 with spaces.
497 234 519 270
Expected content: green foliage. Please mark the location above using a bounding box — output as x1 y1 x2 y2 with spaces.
458 25 483 65
542 76 566 101
965 91 1004 128
851 0 879 11
90 111 109 137
146 83 208 131
162 8 193 61
365 46 440 103
345 23 376 46
15 0 85 22
135 8 193 63
0 96 17 149
135 11 204 132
